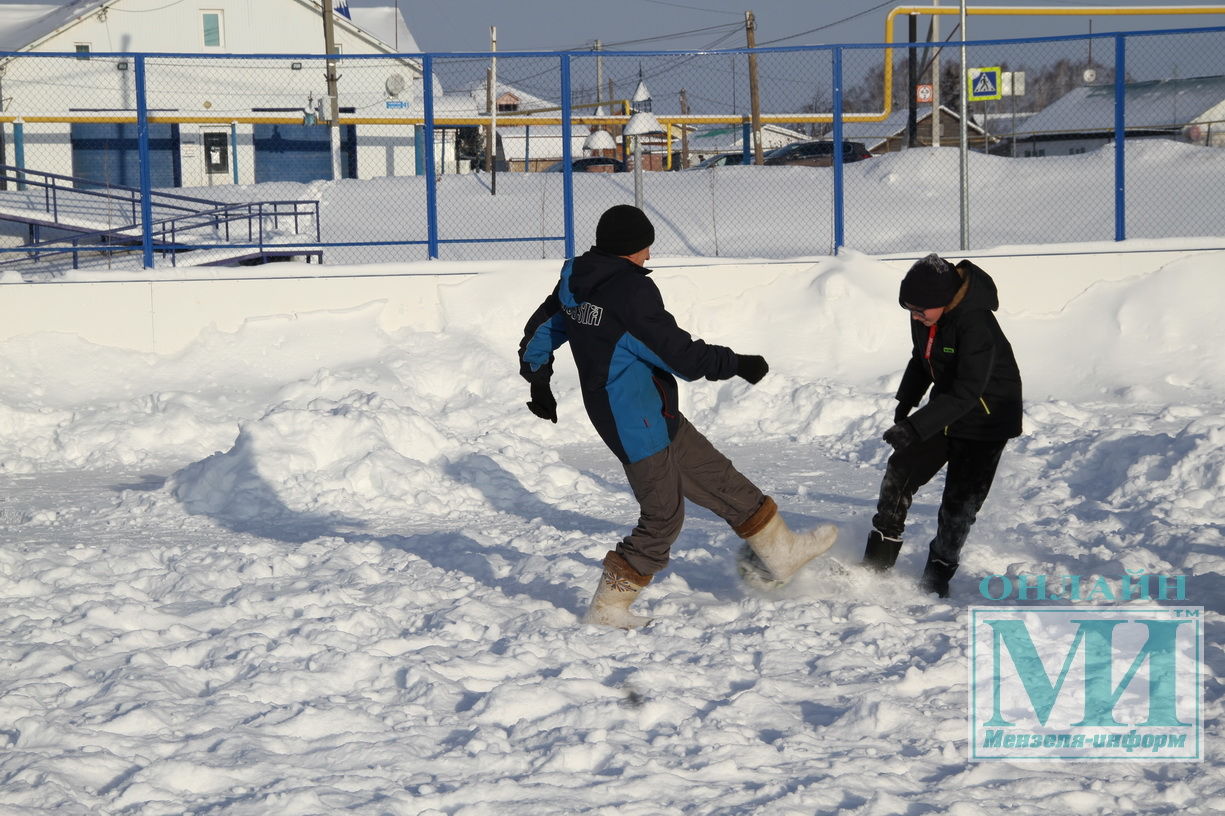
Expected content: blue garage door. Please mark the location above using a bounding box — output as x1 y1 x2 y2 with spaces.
253 124 357 183
70 123 182 189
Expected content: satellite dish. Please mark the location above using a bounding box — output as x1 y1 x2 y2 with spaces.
1083 68 1097 84
385 73 407 97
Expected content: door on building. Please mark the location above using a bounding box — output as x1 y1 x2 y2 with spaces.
202 130 231 185
69 122 183 189
252 124 357 183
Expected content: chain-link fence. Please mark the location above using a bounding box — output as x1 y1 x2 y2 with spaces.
0 23 1222 273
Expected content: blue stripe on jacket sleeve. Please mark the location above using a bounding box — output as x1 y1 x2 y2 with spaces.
523 312 569 372
618 332 695 382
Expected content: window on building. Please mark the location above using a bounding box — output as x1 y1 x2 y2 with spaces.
201 10 224 48
75 43 91 60
496 92 520 113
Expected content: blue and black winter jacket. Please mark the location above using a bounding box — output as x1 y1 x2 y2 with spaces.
519 248 738 464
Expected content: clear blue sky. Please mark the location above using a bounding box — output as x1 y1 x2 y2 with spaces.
388 1 1225 115
397 0 1225 53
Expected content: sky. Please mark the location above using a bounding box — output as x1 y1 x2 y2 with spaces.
0 143 1223 812
397 0 1225 53
390 0 1225 117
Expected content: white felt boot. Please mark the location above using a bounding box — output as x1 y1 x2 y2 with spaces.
584 551 653 629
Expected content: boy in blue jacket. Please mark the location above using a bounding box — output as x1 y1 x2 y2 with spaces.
519 205 835 627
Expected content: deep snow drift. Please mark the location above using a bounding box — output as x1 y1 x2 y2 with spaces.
0 172 1223 813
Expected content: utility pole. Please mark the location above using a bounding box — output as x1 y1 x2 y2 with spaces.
679 89 690 169
958 0 969 250
931 0 941 149
490 25 497 194
595 40 603 106
745 10 763 164
322 0 341 180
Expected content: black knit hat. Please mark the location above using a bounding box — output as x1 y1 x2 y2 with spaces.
596 204 655 256
899 253 960 309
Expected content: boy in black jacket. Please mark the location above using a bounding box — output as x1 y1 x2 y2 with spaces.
519 205 835 628
862 254 1023 597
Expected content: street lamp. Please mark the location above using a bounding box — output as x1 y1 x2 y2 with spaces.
625 80 664 209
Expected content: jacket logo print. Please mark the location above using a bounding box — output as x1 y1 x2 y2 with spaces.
943 346 955 354
564 302 604 326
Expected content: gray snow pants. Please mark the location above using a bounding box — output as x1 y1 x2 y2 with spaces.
617 415 765 576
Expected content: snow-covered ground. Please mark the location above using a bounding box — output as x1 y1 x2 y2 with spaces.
0 147 1223 813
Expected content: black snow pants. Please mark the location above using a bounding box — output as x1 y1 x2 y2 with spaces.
871 433 1007 567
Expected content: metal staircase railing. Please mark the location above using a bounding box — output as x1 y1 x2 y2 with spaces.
0 165 323 271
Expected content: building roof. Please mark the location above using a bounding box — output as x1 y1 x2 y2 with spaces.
838 105 988 151
1015 74 1225 138
0 0 419 54
688 123 808 152
0 1 102 52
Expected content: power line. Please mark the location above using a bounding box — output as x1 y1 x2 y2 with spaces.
635 0 740 15
757 1 897 46
598 22 742 49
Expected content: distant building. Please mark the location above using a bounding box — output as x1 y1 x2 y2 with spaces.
441 81 590 172
686 123 807 165
0 0 426 187
838 105 997 154
1010 74 1225 157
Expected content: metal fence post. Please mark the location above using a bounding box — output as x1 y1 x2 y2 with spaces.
832 47 845 254
561 53 575 259
1114 33 1126 242
230 121 239 185
135 55 154 269
422 54 439 259
13 119 24 191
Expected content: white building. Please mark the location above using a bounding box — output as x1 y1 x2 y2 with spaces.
0 0 431 187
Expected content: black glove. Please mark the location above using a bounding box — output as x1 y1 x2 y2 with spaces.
893 402 913 424
883 420 918 451
526 381 557 423
735 354 769 385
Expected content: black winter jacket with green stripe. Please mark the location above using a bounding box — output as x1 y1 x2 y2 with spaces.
897 260 1023 442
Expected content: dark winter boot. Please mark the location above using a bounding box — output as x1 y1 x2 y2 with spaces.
919 555 958 598
860 529 903 572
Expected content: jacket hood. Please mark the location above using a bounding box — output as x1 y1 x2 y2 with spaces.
565 248 651 303
950 260 1000 314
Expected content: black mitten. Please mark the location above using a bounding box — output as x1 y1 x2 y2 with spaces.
526 382 558 423
735 354 769 385
883 420 918 451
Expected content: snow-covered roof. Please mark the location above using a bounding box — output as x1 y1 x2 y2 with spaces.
1016 74 1225 138
0 0 420 55
0 0 103 52
688 123 808 152
837 105 988 151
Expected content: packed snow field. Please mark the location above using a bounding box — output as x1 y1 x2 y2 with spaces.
2 134 1225 812
0 242 1222 814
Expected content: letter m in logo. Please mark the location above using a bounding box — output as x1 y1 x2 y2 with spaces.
985 615 1191 728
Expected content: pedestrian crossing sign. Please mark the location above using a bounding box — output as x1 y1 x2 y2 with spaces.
967 67 1003 101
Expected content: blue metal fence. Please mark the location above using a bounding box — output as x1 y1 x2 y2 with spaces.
0 23 1221 273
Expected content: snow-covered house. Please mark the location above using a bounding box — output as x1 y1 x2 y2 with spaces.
1011 74 1225 157
0 0 428 187
686 123 807 164
838 105 997 155
440 80 591 172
